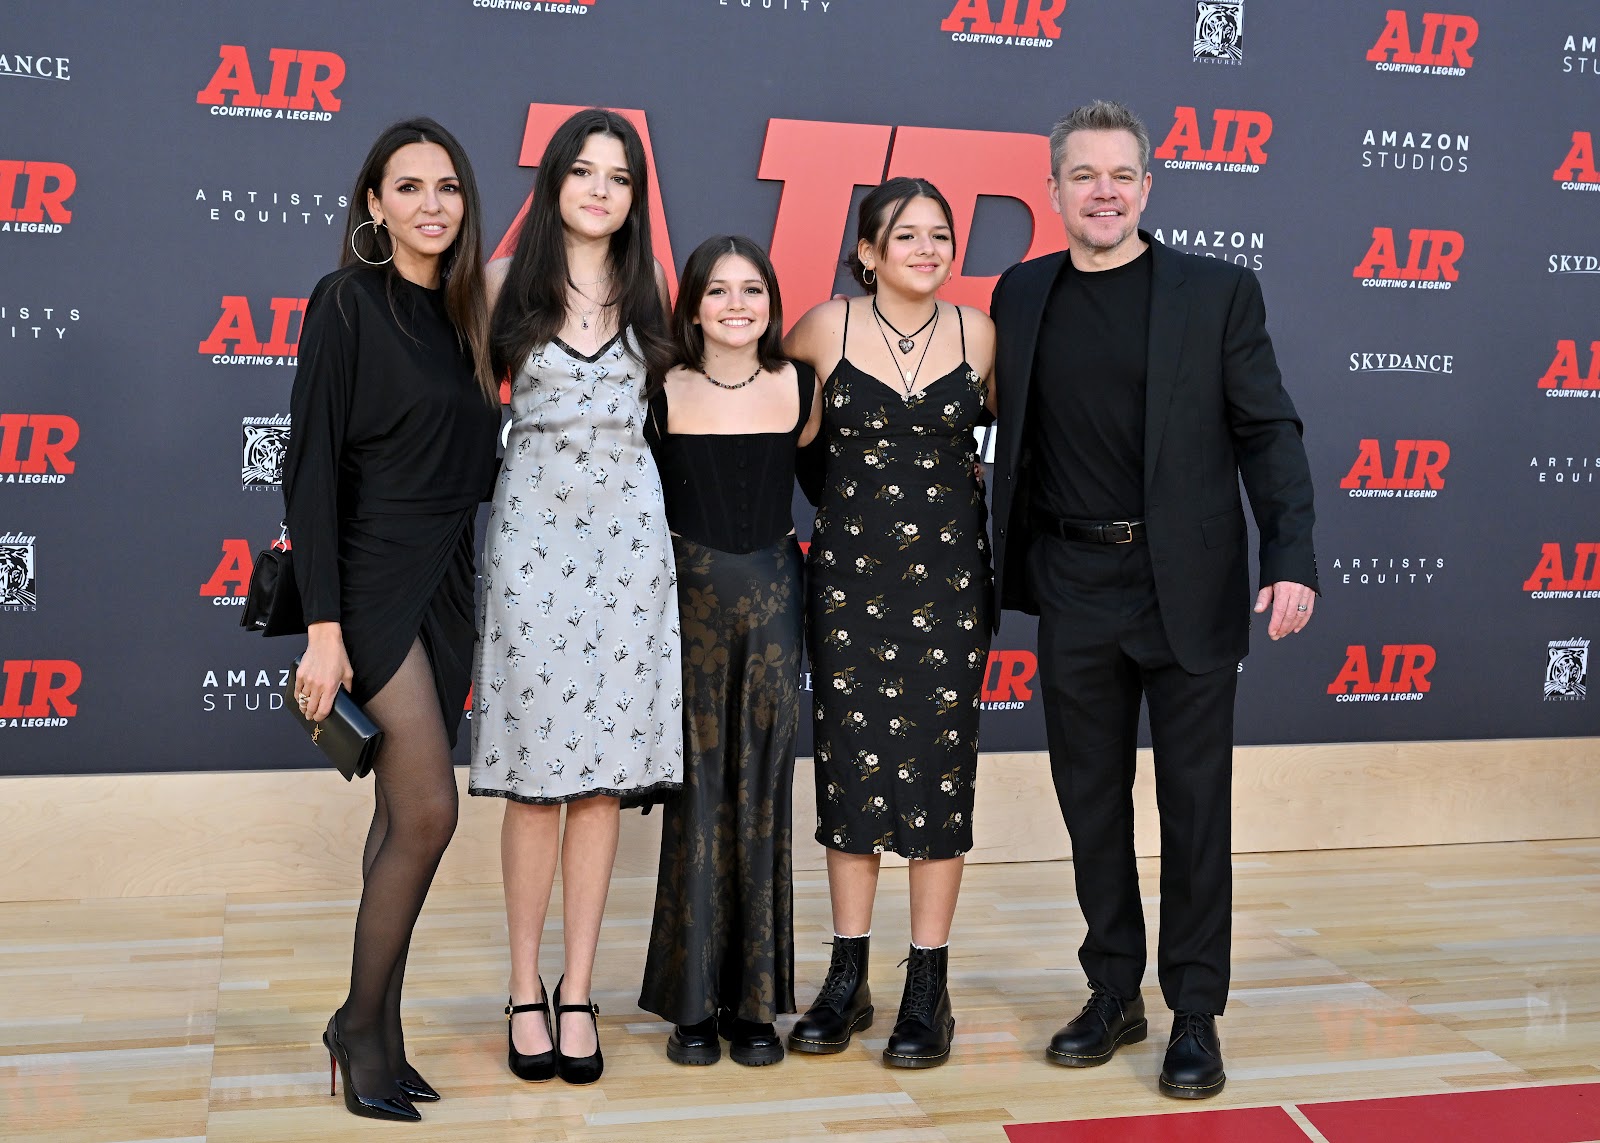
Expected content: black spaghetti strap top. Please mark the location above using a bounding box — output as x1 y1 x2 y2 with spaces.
647 361 817 553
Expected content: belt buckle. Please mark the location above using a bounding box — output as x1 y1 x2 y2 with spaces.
1109 520 1135 544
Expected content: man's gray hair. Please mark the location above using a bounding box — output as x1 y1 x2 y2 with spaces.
1049 100 1151 177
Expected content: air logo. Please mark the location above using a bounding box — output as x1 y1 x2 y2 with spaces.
1541 339 1600 398
196 46 344 121
1524 544 1600 598
941 0 1066 47
1340 439 1450 497
1154 107 1271 172
201 540 255 605
0 161 75 234
1328 645 1435 700
0 659 80 725
1554 131 1600 192
0 414 78 483
199 296 307 365
980 649 1036 709
1367 10 1477 75
1354 227 1464 288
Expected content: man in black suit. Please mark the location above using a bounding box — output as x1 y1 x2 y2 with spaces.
989 100 1317 1099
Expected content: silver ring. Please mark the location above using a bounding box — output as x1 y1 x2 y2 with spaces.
1295 604 1308 612
296 694 309 706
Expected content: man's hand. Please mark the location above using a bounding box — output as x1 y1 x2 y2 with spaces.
1254 581 1315 640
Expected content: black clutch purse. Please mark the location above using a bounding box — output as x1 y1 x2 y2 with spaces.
281 663 384 781
240 524 306 637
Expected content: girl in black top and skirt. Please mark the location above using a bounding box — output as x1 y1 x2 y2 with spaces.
639 236 821 1066
283 119 499 1121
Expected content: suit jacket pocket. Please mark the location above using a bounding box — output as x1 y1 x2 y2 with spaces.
1201 509 1244 550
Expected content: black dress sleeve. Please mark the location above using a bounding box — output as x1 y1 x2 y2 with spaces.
282 274 359 625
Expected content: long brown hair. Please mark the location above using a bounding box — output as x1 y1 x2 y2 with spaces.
342 117 495 402
490 108 672 385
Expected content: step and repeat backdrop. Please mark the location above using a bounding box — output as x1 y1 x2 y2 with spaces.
3 1 1597 775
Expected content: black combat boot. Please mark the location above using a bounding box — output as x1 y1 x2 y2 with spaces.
882 944 954 1069
787 934 874 1054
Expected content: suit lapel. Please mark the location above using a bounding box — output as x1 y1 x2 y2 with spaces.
1000 252 1069 468
1144 237 1187 491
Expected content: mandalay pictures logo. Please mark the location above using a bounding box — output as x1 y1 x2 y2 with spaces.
1193 2 1243 64
242 417 290 490
196 46 345 122
1154 107 1270 173
1555 131 1600 194
942 0 1065 49
1367 9 1477 76
0 534 36 611
1545 638 1589 700
0 161 75 236
1361 127 1469 175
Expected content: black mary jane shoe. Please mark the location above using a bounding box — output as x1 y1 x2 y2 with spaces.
1159 1011 1227 1100
552 975 604 1085
666 1016 721 1066
506 976 557 1082
719 1009 785 1067
396 1063 441 1102
323 1015 421 1122
1046 984 1147 1068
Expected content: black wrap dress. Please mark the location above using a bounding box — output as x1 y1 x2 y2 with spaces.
282 265 500 744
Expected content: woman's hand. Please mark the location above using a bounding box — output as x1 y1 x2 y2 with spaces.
296 621 353 722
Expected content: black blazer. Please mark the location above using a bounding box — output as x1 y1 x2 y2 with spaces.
989 233 1317 674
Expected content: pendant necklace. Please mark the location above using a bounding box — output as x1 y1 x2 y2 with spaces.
872 296 937 354
699 363 761 390
872 301 940 400
567 275 614 331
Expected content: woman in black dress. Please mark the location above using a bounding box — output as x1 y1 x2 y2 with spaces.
283 119 499 1121
639 236 821 1067
783 179 996 1069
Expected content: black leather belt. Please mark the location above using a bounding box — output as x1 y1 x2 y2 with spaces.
1033 514 1145 544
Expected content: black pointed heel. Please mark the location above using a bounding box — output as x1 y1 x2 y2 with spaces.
552 975 604 1085
396 1063 440 1102
506 975 557 1082
323 1015 421 1122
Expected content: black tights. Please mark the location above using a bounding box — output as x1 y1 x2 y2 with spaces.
336 639 457 1096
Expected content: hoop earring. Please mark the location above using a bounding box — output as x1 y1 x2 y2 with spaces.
862 267 876 287
351 218 393 266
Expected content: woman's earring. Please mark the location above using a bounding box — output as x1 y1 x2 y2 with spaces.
351 218 393 266
862 266 876 287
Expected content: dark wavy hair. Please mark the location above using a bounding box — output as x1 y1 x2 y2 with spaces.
670 235 787 374
844 177 959 294
490 108 672 384
342 117 494 401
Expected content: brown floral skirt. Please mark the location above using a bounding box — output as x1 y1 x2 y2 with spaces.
638 535 801 1024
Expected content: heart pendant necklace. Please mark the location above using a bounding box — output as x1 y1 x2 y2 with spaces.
873 297 937 355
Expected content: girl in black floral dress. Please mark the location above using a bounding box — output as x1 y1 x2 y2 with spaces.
783 178 996 1069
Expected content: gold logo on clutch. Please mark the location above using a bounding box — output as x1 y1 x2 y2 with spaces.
311 724 323 744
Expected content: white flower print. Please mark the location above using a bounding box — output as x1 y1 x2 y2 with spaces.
940 779 954 794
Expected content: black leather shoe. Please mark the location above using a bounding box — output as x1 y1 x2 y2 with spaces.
1159 1011 1226 1099
552 976 604 1085
666 1016 720 1066
882 945 954 1069
323 1015 421 1122
719 1010 784 1067
789 934 874 1054
1046 984 1147 1067
505 977 556 1082
396 1063 440 1101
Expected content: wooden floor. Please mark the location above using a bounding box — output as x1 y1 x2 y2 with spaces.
3 840 1599 1142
